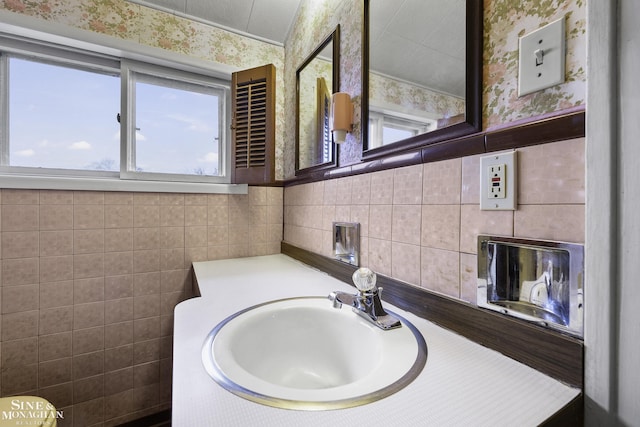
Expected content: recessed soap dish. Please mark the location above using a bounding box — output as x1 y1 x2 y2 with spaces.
477 235 584 338
333 222 360 266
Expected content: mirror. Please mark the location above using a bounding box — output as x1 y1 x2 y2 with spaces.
363 0 482 158
296 26 340 174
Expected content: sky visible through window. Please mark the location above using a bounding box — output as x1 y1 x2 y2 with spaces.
382 126 414 145
9 57 221 176
135 80 221 176
9 58 120 170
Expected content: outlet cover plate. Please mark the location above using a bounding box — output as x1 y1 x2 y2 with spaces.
480 151 517 210
518 17 566 97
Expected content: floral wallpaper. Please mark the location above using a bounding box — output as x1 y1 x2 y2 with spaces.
283 0 362 177
483 0 586 129
369 73 465 123
284 0 586 175
1 0 587 178
1 0 287 179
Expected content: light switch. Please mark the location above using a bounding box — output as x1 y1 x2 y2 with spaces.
480 151 517 211
518 17 566 97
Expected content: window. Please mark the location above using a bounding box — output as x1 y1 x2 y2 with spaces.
316 76 332 164
7 57 120 172
0 34 232 188
121 62 229 183
368 109 437 149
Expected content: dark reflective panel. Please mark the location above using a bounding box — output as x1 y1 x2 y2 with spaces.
363 0 482 159
296 26 340 174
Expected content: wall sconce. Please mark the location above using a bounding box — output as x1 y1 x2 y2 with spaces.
330 92 353 144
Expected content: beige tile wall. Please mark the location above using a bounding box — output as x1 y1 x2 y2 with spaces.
0 186 283 427
284 138 585 303
0 138 583 425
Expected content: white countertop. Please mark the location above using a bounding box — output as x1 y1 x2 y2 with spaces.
172 254 580 426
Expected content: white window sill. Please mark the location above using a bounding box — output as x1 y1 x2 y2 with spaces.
0 174 248 194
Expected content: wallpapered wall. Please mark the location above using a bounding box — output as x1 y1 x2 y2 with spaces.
281 0 586 343
283 0 362 176
1 0 587 179
483 0 586 127
369 72 465 125
0 0 587 425
1 0 288 178
283 0 586 177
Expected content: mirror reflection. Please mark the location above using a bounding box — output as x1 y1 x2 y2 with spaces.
296 27 339 173
366 0 467 150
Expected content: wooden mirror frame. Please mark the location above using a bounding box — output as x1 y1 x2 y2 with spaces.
362 0 483 161
295 25 341 176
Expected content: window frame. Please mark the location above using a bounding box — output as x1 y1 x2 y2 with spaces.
0 36 122 179
0 29 244 194
120 60 232 184
368 109 437 149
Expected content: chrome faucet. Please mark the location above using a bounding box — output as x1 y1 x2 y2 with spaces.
328 268 401 330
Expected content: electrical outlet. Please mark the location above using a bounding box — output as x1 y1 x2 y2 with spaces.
480 151 517 210
488 164 506 199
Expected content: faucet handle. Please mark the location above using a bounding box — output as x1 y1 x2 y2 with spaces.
352 268 377 292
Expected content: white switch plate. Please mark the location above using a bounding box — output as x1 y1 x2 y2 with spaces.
518 17 566 97
480 151 517 210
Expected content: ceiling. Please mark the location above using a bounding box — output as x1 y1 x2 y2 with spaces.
369 0 466 97
129 0 303 45
129 0 466 97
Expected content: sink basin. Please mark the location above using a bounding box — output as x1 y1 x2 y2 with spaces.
201 296 427 410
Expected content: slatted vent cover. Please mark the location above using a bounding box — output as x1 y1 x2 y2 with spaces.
234 78 267 168
231 64 275 184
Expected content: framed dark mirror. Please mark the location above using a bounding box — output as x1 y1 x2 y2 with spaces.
296 26 340 175
362 0 482 159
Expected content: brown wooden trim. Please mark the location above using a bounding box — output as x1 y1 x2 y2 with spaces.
281 242 584 389
254 181 285 187
231 64 276 185
466 0 484 132
284 149 425 186
540 395 584 426
421 133 485 163
286 109 586 187
486 109 586 152
362 122 482 162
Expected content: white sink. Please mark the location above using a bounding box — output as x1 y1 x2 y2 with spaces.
201 297 427 410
